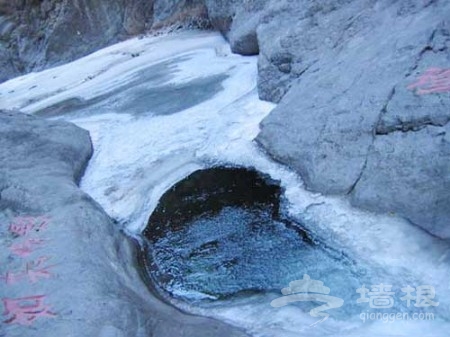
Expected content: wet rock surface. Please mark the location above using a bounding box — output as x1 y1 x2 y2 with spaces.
0 111 249 337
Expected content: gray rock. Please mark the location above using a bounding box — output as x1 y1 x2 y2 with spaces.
204 0 239 34
0 0 154 82
257 1 450 237
205 0 378 101
0 43 17 83
256 0 371 102
205 0 268 55
351 22 450 238
228 12 260 55
351 125 450 239
0 111 248 337
152 0 210 29
376 22 450 135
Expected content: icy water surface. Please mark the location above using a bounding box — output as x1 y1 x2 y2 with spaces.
143 167 332 299
141 167 440 326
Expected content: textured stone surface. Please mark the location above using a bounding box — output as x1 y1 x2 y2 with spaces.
351 124 450 238
204 0 239 34
257 0 450 238
0 111 248 337
0 0 154 82
205 0 267 55
152 0 210 29
0 0 220 83
255 0 355 103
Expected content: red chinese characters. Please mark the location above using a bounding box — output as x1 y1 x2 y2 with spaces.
10 239 47 258
2 296 55 326
408 67 450 95
1 257 55 285
2 215 57 326
8 216 49 237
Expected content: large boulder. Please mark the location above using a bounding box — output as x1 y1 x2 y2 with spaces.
257 1 450 238
0 111 248 337
205 0 268 55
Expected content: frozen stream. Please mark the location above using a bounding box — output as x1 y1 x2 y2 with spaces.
1 31 449 337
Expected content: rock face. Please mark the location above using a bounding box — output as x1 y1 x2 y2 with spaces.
257 1 450 238
0 0 154 81
204 0 267 55
0 0 271 82
0 111 248 337
152 0 210 29
0 0 208 83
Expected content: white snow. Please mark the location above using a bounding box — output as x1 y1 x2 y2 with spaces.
1 30 449 337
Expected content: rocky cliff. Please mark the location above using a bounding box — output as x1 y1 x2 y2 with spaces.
251 0 450 238
0 0 208 82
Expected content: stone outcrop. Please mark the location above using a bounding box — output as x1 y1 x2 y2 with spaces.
205 0 267 55
0 110 248 337
256 0 450 238
0 0 154 82
152 0 210 29
0 0 211 83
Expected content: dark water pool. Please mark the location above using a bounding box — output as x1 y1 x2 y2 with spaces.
141 167 365 306
138 167 437 322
